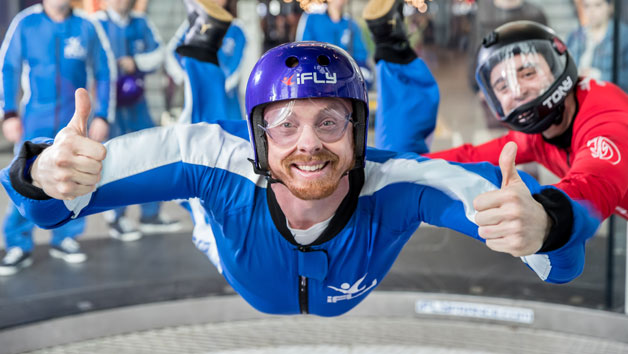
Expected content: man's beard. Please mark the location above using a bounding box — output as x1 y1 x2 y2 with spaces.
271 149 354 200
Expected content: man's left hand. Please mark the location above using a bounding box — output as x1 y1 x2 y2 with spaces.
88 117 109 142
473 142 550 257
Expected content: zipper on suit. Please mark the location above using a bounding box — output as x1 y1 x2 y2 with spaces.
298 245 309 314
299 275 308 314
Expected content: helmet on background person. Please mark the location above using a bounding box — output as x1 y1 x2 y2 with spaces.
245 41 369 175
116 74 144 107
475 21 578 134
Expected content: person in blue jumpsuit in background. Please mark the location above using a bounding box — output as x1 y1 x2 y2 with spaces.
0 0 114 275
296 0 371 86
362 0 439 154
165 0 246 123
95 0 181 242
1 0 600 314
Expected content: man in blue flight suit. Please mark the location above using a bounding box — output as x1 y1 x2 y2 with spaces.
1 0 599 315
0 0 114 275
95 0 181 242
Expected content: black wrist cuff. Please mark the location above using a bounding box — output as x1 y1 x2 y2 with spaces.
176 45 219 66
3 111 18 121
374 43 417 64
9 141 52 200
534 188 573 253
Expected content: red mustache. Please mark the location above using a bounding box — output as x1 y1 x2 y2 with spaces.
282 150 339 169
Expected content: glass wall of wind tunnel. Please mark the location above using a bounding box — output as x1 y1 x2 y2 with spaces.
400 0 626 313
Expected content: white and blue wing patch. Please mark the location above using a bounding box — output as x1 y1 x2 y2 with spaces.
361 158 498 223
64 123 262 216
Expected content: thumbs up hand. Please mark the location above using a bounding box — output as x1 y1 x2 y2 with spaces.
473 142 551 257
31 88 107 200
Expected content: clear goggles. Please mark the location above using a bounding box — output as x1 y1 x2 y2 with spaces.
259 98 354 147
476 40 568 119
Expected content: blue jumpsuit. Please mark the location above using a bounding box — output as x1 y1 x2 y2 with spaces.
0 5 114 251
95 9 163 221
297 12 439 154
375 59 439 154
1 120 600 315
1 54 600 315
165 19 246 123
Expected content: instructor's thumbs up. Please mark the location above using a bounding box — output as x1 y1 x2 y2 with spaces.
31 89 107 200
473 142 549 257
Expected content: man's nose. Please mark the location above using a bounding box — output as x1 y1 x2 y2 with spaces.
513 83 532 101
296 125 323 153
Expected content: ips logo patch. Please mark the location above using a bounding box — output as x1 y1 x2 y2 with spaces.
587 136 621 165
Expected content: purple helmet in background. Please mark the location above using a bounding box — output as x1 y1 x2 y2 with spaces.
245 41 369 174
116 74 144 107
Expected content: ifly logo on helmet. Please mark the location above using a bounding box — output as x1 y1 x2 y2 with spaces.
282 72 337 86
542 76 573 109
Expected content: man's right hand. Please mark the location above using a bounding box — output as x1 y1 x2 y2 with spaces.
2 116 23 143
31 88 107 200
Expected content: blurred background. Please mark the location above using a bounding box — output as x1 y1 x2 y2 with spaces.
0 0 626 352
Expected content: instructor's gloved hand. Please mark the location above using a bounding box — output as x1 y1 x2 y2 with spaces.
473 142 551 257
31 88 107 200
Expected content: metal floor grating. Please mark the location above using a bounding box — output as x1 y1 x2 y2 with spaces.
25 316 628 354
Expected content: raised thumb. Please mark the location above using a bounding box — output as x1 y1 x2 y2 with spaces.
499 141 521 188
68 88 91 136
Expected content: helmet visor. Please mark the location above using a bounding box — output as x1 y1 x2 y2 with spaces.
477 40 567 123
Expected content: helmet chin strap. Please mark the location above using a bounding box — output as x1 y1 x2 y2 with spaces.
248 158 285 185
552 102 565 126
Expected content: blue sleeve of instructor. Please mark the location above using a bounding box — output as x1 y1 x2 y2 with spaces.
375 57 439 154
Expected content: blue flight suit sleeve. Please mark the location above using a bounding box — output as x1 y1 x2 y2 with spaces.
0 122 255 230
411 157 599 284
219 23 246 93
0 14 25 117
375 58 439 154
296 13 314 41
87 19 115 122
349 20 368 68
133 16 164 73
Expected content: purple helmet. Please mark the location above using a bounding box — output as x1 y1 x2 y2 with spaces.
116 74 144 107
245 41 369 174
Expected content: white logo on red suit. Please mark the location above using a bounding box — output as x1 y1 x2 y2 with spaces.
587 137 621 165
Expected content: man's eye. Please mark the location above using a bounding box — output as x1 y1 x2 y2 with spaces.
494 83 508 93
280 122 294 128
521 67 537 78
320 120 337 127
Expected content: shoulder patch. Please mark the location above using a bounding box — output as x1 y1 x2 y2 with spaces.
587 136 621 165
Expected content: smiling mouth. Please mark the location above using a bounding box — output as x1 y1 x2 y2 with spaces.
293 162 329 172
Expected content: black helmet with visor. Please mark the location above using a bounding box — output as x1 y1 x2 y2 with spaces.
475 21 578 134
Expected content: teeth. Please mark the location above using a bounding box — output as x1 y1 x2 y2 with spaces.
296 163 325 172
